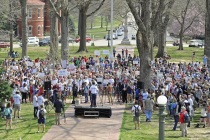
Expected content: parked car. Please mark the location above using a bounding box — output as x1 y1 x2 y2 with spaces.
39 38 50 46
20 37 39 47
117 30 123 36
131 35 136 40
104 34 118 40
75 36 91 43
0 42 10 48
189 39 204 47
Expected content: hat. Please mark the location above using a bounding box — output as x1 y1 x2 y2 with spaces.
181 106 186 110
184 100 189 103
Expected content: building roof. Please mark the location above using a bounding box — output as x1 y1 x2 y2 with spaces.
27 0 45 5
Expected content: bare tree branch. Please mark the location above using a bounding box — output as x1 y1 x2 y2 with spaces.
87 0 106 17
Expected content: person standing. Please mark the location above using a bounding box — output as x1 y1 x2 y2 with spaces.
144 95 154 122
4 103 13 129
33 93 39 119
122 49 124 58
13 91 21 119
125 49 128 58
37 93 45 109
127 84 133 103
54 97 64 125
113 48 116 58
37 105 46 133
89 82 99 107
131 101 141 129
83 82 89 103
121 82 128 104
179 106 188 137
107 83 113 105
21 83 28 103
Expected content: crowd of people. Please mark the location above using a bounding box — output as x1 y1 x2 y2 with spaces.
0 50 210 137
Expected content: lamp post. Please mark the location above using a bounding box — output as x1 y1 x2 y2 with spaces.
110 0 114 60
107 30 110 47
157 95 167 140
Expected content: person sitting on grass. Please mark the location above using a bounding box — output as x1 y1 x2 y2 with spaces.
132 101 141 130
37 104 46 133
4 103 13 130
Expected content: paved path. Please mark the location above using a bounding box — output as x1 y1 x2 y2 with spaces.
41 97 124 140
115 45 135 57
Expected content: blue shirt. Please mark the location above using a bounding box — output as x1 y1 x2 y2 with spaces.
142 92 148 100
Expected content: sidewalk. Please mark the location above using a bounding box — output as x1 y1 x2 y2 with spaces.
115 45 135 57
41 97 124 140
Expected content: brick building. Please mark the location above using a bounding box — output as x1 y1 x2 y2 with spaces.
17 0 60 39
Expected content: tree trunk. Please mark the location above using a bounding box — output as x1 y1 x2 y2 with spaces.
9 25 13 54
178 32 184 50
9 2 13 54
60 9 69 60
156 27 166 57
78 12 81 36
20 0 28 58
49 1 59 65
139 33 152 89
77 8 88 52
101 16 103 28
205 0 210 66
153 29 159 47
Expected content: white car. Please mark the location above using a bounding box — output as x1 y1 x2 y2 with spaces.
117 30 124 36
189 39 204 47
20 37 39 47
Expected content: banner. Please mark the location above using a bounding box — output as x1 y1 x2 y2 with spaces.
103 50 109 55
57 69 67 76
35 62 40 67
27 61 33 67
94 50 100 56
38 73 45 78
133 61 138 64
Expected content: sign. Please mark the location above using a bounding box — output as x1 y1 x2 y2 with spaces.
103 50 110 55
38 73 45 78
133 61 138 64
35 62 40 67
157 72 163 79
12 66 18 71
166 77 172 82
94 50 100 56
57 69 67 76
62 60 67 69
27 61 33 67
96 78 103 83
68 64 76 74
135 71 140 75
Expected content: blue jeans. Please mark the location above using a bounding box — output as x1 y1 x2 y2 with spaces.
173 115 179 130
91 94 97 107
145 110 152 121
84 93 88 102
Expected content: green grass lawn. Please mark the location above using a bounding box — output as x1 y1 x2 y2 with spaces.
0 103 70 140
120 105 209 140
134 46 204 63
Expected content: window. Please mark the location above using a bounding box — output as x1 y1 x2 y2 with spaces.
28 8 32 18
28 26 33 36
38 9 41 18
38 26 41 35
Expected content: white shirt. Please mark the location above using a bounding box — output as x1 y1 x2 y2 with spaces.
89 85 99 95
33 95 39 107
37 95 45 107
13 94 21 105
37 108 47 119
188 98 194 109
132 105 141 116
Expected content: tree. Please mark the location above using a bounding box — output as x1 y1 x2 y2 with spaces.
0 68 12 102
126 0 152 89
156 0 175 58
205 0 210 66
50 0 77 60
49 0 59 64
171 0 204 50
76 0 105 52
19 0 28 58
0 0 20 54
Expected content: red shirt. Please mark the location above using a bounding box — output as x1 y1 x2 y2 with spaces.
179 111 187 124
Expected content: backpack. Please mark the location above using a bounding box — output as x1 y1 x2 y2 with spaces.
134 105 140 117
184 112 190 123
39 109 45 119
4 108 11 116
